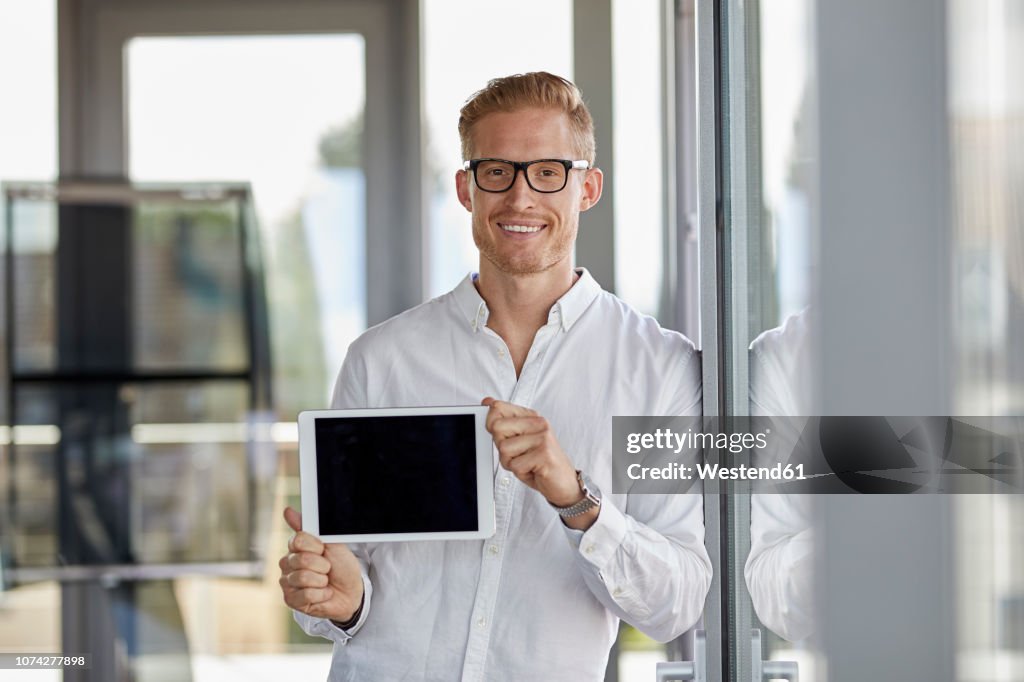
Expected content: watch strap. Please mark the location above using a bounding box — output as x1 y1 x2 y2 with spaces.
550 470 601 517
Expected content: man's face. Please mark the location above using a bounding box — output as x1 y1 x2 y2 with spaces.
456 107 602 277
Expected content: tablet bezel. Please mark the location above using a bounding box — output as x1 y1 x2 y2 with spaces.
298 406 496 543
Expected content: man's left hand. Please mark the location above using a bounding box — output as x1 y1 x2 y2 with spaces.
482 397 598 530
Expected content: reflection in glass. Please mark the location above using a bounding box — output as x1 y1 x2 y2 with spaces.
747 312 816 643
950 1 1024 680
743 0 819 660
3 185 274 572
133 202 247 371
128 34 367 414
755 0 815 325
723 0 825 677
9 196 250 374
125 33 366 672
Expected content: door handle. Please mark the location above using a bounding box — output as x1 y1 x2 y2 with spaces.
752 629 799 681
655 630 705 681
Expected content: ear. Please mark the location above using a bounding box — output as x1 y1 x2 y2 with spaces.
578 167 603 212
455 169 473 212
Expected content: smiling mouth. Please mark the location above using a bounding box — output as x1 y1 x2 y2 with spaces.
499 223 546 234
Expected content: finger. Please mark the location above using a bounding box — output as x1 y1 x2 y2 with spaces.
485 400 536 431
283 586 334 610
286 568 330 589
490 416 548 441
288 531 325 555
497 432 546 468
503 448 546 479
286 551 332 574
284 506 303 533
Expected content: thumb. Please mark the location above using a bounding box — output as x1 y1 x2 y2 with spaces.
284 506 303 533
481 396 496 407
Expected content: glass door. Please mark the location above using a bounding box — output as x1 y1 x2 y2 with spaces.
125 31 366 680
709 0 1024 680
47 2 418 679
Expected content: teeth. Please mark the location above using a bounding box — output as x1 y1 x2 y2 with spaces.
501 224 543 233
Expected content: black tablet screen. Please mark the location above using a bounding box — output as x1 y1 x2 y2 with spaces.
315 414 480 535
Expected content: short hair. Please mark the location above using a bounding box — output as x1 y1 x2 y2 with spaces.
458 72 596 164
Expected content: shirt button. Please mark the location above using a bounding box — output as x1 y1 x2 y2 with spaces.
501 477 511 487
585 544 595 555
488 545 499 555
497 348 506 357
613 588 623 597
477 617 487 628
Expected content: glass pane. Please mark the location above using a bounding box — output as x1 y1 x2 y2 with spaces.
950 0 1024 679
719 0 822 677
725 1 1023 680
133 202 247 370
0 0 56 183
127 35 367 414
422 0 573 297
0 1 61 670
8 195 249 374
613 0 664 318
126 34 366 676
744 0 820 674
7 380 263 569
9 197 58 371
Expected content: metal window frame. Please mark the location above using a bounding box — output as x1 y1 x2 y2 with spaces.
573 0 617 294
693 0 726 680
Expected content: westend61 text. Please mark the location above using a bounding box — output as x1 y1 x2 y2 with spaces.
626 462 807 481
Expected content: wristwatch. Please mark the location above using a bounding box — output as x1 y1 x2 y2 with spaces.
550 470 602 517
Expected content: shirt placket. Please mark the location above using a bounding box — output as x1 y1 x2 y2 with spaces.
459 310 562 682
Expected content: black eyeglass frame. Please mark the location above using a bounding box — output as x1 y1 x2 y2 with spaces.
463 158 591 193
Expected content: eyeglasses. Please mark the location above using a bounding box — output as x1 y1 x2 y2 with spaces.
463 158 591 194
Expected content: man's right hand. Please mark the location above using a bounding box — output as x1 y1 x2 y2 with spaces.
279 507 365 623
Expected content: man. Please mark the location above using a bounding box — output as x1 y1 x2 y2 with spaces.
279 72 711 681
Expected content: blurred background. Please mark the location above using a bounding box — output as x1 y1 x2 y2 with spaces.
0 0 1020 680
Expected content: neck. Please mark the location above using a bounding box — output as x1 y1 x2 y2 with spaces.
475 259 577 334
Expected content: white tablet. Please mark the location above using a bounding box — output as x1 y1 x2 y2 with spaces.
298 406 496 543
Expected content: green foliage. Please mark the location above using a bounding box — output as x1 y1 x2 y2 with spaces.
619 623 663 651
318 113 364 168
266 208 329 419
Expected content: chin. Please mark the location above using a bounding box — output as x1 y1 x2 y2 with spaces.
490 254 561 276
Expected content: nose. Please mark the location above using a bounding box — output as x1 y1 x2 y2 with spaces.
502 167 537 210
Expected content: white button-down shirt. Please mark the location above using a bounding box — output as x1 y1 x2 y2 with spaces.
295 269 711 681
746 310 816 642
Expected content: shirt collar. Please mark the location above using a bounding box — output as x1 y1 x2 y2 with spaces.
452 268 602 333
453 273 490 331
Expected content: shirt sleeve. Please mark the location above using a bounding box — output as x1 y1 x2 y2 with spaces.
291 347 377 643
745 496 815 642
293 572 373 644
562 345 712 643
744 315 817 642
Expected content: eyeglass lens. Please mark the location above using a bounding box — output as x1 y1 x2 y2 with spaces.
475 160 568 193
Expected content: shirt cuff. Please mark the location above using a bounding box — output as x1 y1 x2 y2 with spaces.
296 573 373 645
562 501 629 571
